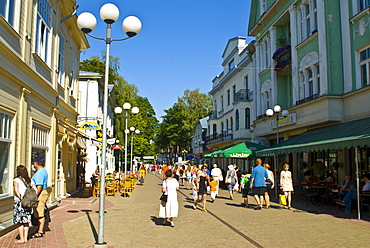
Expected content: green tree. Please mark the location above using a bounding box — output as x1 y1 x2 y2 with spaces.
156 89 212 153
80 55 159 165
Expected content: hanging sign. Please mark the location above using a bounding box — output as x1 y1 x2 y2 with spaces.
80 122 100 130
107 138 116 145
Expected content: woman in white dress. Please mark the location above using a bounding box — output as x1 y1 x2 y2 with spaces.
280 163 294 209
159 170 179 227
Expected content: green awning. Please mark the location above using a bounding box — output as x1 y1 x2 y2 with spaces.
215 141 267 158
204 144 236 158
257 116 370 156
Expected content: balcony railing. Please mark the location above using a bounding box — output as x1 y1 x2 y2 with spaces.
295 93 320 106
234 89 253 103
206 132 233 146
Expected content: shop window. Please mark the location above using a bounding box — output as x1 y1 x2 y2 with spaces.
31 124 49 173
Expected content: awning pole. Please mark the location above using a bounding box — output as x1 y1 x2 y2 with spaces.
355 147 360 220
274 154 278 200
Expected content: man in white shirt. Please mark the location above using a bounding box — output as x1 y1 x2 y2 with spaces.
210 164 223 199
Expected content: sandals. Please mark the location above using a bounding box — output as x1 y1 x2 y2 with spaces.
170 221 175 227
32 232 44 238
201 208 208 212
15 240 25 244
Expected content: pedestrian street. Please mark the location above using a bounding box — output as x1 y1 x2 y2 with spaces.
1 173 370 248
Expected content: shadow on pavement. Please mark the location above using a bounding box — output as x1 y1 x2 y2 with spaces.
150 216 165 226
81 210 98 243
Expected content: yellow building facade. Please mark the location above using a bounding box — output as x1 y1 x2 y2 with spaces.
0 0 88 227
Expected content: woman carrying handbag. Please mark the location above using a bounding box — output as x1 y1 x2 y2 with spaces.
159 170 179 227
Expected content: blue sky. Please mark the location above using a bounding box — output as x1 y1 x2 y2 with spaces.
77 0 252 119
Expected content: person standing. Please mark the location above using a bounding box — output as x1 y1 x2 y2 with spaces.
210 164 223 199
280 164 294 209
225 165 238 200
13 165 35 244
159 170 179 227
250 158 269 210
31 157 49 238
194 165 210 212
263 164 275 208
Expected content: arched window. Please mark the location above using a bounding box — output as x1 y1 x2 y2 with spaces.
245 108 251 129
226 119 229 132
221 122 224 134
235 110 239 130
299 52 319 100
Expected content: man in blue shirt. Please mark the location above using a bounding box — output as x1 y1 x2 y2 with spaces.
31 157 49 238
250 158 268 210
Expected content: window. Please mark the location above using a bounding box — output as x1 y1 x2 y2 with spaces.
221 122 224 134
235 110 239 130
0 0 19 30
299 65 320 99
227 90 230 105
230 117 233 131
58 34 65 86
245 108 251 129
70 53 77 92
360 47 370 87
228 59 235 71
260 37 270 70
305 2 311 38
359 0 370 12
35 0 51 64
232 85 236 102
212 124 217 138
213 99 217 113
298 1 317 42
220 95 224 110
226 119 229 132
260 0 267 15
0 111 13 195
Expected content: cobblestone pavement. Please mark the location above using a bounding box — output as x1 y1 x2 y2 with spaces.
1 173 370 248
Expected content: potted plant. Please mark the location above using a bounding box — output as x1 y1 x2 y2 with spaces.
312 162 326 179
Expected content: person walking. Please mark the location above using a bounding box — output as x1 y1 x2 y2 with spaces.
210 164 223 199
193 165 210 212
159 170 179 227
280 163 294 209
13 165 35 244
225 164 238 200
263 164 275 208
250 158 269 210
239 171 251 208
31 157 50 238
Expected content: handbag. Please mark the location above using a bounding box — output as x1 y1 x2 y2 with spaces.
225 177 231 184
20 178 39 208
279 194 287 205
219 174 223 181
159 180 168 202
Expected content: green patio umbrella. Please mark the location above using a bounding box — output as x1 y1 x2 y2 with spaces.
218 141 267 158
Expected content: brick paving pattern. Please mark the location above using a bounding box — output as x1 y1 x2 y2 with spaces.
1 173 369 248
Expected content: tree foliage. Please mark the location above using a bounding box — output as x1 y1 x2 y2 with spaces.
156 89 212 152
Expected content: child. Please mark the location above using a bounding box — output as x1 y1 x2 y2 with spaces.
209 180 218 203
191 186 198 203
239 171 251 208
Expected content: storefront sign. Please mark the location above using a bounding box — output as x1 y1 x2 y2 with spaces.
270 113 296 129
80 122 100 130
229 153 250 158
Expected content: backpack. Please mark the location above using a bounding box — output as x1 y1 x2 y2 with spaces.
20 178 39 208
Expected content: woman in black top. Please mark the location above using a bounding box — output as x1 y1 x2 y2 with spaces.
193 165 210 212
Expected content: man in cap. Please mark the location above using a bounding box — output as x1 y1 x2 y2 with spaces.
211 164 223 199
31 157 49 238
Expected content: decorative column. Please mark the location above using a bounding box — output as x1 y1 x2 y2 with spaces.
289 5 299 104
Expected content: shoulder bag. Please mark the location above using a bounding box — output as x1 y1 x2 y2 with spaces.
159 180 168 202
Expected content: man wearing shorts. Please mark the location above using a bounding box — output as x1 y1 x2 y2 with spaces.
250 158 268 210
32 157 50 238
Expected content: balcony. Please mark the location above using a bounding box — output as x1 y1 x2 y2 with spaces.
233 89 253 103
296 93 321 106
206 131 233 146
209 111 217 120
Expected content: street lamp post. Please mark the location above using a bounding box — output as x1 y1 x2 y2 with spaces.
77 4 142 247
266 104 289 200
129 127 140 173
